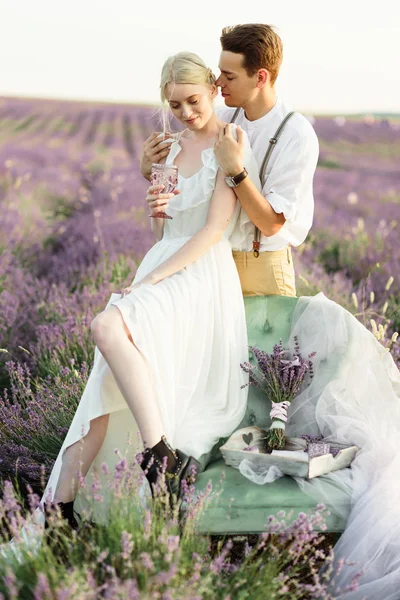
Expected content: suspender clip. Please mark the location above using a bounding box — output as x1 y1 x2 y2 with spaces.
252 241 260 258
269 137 277 144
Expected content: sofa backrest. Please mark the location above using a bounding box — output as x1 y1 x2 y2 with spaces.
239 295 299 430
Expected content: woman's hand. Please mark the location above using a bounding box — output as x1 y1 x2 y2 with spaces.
140 132 175 180
146 184 180 217
120 282 141 297
120 277 156 297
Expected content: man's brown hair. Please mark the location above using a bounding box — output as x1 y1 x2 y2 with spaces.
220 24 283 86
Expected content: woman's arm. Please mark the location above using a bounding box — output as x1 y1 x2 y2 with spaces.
137 169 236 286
149 216 165 242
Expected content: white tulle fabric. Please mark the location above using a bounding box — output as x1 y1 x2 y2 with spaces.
239 292 400 599
0 125 262 562
239 460 284 484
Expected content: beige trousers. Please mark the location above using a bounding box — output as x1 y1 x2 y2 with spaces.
232 246 297 297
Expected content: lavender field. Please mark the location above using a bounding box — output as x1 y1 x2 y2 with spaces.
0 95 399 487
0 95 399 483
0 95 398 596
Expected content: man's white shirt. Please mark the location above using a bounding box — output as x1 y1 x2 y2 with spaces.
217 97 319 252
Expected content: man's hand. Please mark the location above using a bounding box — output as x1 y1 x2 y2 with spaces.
140 132 175 181
214 124 245 177
145 184 181 217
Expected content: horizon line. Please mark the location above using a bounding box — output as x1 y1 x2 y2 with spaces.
1 93 399 119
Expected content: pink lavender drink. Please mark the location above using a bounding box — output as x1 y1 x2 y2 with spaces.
150 163 178 219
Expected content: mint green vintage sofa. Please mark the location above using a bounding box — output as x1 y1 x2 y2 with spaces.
192 296 349 535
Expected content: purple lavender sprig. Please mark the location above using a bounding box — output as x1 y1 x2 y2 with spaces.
240 337 315 402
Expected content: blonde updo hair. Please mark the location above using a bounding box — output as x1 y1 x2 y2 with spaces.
160 51 216 103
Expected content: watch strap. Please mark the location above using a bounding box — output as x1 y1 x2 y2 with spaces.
230 168 248 186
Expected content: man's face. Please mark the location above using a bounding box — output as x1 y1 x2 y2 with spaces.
216 51 257 108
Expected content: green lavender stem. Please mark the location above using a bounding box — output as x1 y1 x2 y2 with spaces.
265 420 286 452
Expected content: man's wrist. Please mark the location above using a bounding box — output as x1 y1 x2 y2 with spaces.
225 165 244 177
225 167 248 188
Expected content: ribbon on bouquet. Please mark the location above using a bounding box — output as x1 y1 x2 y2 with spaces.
270 400 291 424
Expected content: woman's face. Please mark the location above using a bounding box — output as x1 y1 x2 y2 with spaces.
166 83 215 130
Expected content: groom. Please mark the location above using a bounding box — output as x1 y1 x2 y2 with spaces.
140 23 319 297
213 23 319 297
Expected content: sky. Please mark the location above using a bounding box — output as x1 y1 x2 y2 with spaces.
1 0 400 114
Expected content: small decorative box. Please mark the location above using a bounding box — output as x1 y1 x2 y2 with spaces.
307 442 331 459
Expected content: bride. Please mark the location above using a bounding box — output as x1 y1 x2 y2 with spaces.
1 51 262 548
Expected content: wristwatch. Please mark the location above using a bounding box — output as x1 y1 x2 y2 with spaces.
225 167 248 188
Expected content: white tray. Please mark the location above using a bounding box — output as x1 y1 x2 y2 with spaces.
220 426 359 480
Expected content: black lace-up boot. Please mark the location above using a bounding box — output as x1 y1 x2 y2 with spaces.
42 500 81 561
43 500 80 532
138 435 201 506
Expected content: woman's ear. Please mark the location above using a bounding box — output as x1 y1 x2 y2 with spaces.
211 84 218 100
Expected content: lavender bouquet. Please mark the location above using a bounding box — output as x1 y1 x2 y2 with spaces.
240 336 316 452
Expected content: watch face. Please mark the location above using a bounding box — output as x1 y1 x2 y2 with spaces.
225 177 236 188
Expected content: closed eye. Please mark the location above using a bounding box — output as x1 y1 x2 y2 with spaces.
170 99 199 109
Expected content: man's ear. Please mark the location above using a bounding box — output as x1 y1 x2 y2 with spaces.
256 69 269 88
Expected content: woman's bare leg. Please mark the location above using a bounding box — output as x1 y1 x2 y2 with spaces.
53 414 110 503
90 306 165 448
51 304 164 505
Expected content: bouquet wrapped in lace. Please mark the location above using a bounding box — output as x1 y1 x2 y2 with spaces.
240 337 316 452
